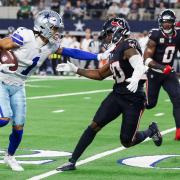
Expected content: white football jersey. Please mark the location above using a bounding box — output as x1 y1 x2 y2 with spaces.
0 27 59 86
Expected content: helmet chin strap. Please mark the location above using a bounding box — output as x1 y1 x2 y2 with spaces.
163 28 173 34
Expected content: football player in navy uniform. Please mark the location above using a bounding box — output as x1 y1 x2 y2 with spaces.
56 17 162 171
144 9 180 140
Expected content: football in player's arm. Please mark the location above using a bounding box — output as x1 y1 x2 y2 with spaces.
56 17 162 171
144 9 180 140
0 10 114 172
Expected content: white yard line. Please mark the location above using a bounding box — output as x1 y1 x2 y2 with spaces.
28 127 176 180
154 113 165 117
28 76 113 82
27 89 112 100
52 110 64 113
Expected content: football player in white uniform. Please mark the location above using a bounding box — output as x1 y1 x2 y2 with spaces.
0 10 114 171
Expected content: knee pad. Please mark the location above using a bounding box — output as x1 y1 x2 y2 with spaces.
90 121 102 132
120 135 132 148
0 117 10 127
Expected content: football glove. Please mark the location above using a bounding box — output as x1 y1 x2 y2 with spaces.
0 63 15 73
175 128 180 140
163 65 173 74
56 61 78 73
97 43 116 61
126 77 139 93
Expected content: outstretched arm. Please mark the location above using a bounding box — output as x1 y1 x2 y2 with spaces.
57 47 98 60
56 61 112 80
77 63 112 80
56 44 116 61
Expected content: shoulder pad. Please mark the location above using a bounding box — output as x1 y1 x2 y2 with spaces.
11 27 32 46
125 38 140 49
148 29 160 42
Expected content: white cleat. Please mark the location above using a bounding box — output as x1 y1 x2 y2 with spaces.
4 153 24 171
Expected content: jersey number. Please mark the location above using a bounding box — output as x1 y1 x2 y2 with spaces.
21 57 40 75
110 61 125 83
162 46 175 63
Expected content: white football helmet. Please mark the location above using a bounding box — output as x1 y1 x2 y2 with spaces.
34 10 64 43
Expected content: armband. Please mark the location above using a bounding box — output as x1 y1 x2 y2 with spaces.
145 58 153 66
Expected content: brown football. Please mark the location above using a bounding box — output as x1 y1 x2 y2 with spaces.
0 50 18 71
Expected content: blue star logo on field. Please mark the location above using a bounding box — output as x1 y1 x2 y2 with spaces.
117 155 180 169
74 20 85 31
0 149 71 165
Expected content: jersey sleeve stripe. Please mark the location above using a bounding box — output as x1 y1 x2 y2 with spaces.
12 33 24 41
11 36 24 46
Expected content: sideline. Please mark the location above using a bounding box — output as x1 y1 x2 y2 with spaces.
28 127 176 180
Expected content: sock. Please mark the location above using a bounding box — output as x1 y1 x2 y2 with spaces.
69 126 97 163
0 118 10 127
131 129 152 146
8 129 23 156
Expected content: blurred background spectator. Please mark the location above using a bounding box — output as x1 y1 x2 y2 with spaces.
80 28 92 68
84 32 101 69
17 0 33 19
1 0 180 75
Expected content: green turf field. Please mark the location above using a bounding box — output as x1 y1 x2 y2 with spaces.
0 76 179 180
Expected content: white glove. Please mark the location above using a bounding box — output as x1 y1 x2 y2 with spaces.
126 77 139 93
97 43 116 61
56 61 78 73
0 63 15 73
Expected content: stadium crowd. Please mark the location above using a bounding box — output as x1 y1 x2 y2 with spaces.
0 0 180 20
0 0 180 75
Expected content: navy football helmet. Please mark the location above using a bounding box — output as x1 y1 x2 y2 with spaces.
100 17 130 44
158 9 176 34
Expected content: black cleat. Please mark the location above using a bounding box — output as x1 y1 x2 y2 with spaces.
149 122 162 146
56 162 76 171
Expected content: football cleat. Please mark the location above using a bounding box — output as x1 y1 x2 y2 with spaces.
175 128 180 140
4 153 24 171
56 161 76 171
149 122 162 146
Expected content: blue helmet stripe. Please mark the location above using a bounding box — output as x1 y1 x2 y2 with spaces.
12 36 24 46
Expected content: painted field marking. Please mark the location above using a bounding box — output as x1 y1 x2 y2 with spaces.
28 127 176 180
52 110 64 113
27 89 112 100
28 76 113 82
83 97 91 100
154 113 165 117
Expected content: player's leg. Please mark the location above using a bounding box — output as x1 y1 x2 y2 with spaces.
4 85 26 171
162 72 180 140
0 81 12 127
57 92 122 171
146 70 162 109
120 94 162 147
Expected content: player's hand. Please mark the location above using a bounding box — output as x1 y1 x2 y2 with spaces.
126 77 139 93
56 61 78 73
163 65 173 74
0 63 15 73
97 43 116 61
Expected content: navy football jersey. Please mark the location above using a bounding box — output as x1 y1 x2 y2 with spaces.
149 28 180 66
109 38 144 94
